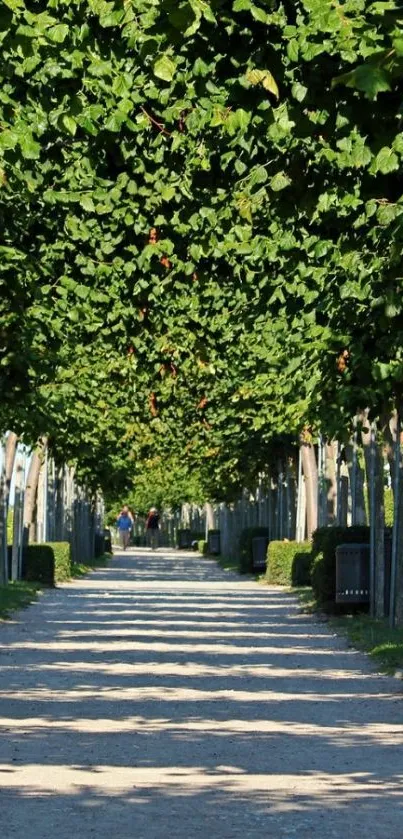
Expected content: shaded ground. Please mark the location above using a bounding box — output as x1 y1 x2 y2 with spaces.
0 549 402 838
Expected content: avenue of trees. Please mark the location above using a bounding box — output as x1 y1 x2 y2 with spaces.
1 1 403 616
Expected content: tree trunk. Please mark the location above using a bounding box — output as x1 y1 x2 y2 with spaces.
205 502 215 537
299 434 318 539
11 456 25 581
0 443 7 586
5 431 18 510
23 439 47 544
339 473 349 526
384 411 398 501
362 417 385 618
286 456 297 539
388 408 403 625
325 442 337 524
345 441 367 525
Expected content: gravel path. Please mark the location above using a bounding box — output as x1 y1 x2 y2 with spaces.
0 549 402 838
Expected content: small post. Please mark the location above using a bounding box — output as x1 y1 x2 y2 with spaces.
351 423 358 525
369 422 376 618
389 410 400 628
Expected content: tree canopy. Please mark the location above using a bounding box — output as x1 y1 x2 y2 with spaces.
1 0 402 504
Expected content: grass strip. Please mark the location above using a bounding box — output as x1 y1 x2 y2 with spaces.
330 613 403 676
214 554 241 572
71 553 110 578
0 581 41 620
294 586 403 677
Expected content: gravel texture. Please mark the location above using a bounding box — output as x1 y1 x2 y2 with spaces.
0 548 402 838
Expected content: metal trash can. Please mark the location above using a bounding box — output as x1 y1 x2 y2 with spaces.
335 543 370 604
103 528 112 554
252 536 269 573
94 532 105 558
178 529 192 549
208 531 221 555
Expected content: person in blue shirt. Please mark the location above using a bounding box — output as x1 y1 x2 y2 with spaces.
116 505 134 550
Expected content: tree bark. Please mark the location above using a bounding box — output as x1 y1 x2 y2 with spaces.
5 431 18 510
384 411 398 501
361 416 385 618
394 469 403 624
286 456 297 539
325 442 337 524
0 451 7 586
345 441 367 525
205 502 215 537
23 439 47 544
299 433 318 539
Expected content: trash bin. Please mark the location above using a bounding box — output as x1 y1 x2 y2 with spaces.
208 531 221 555
335 543 370 604
177 529 192 549
252 536 269 573
103 528 112 554
94 532 105 558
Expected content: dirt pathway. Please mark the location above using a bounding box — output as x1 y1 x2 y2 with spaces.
0 549 402 838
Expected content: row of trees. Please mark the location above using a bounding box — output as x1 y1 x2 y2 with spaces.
1 1 403 615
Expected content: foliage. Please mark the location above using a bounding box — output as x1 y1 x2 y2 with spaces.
122 456 206 516
310 526 370 608
239 526 269 574
23 541 71 585
384 487 394 528
0 580 41 620
23 544 55 585
266 540 312 587
1 1 403 507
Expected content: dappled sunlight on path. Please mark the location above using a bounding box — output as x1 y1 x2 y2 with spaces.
0 549 402 838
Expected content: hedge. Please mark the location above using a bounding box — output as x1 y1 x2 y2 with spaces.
239 526 269 574
23 542 72 586
266 541 312 586
310 526 370 607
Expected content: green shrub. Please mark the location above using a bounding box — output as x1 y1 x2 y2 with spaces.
198 540 208 555
266 541 312 586
384 487 394 527
239 526 269 574
311 526 370 607
51 542 72 582
23 542 72 586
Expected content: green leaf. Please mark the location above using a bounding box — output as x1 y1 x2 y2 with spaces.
291 83 307 102
332 64 391 99
154 55 176 83
246 68 279 98
47 24 69 43
62 115 77 136
371 146 399 174
161 184 176 201
269 171 291 191
233 0 251 9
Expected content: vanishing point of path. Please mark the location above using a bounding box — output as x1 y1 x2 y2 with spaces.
0 550 402 838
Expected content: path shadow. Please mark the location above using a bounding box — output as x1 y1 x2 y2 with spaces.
0 552 402 838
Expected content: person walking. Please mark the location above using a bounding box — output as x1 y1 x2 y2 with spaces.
145 507 160 551
116 505 133 551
